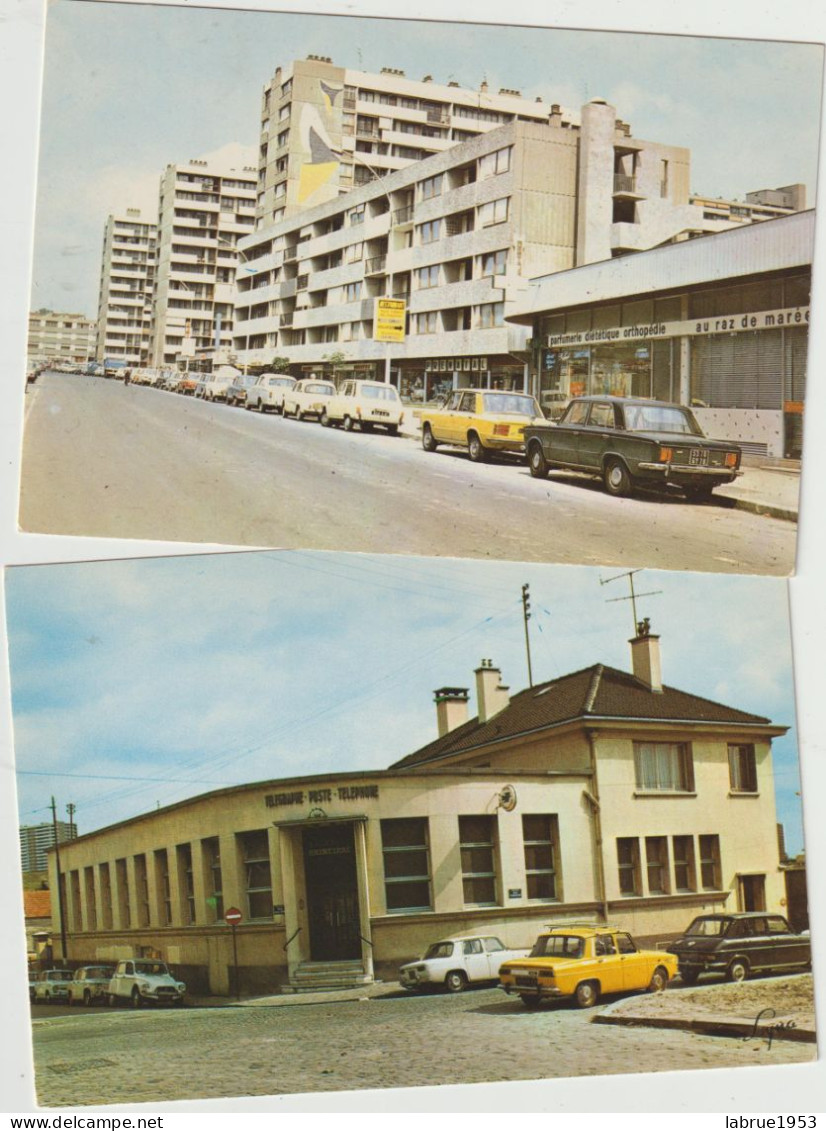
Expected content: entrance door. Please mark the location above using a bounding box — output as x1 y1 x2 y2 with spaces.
303 823 361 961
738 874 767 912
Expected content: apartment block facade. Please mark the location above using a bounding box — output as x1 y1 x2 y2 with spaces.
257 55 581 226
690 183 806 235
27 311 97 367
150 159 257 368
95 209 157 368
20 820 77 873
234 101 705 397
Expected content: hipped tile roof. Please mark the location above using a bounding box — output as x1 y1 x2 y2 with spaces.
390 664 772 770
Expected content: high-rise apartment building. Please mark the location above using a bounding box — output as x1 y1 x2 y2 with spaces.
690 183 807 234
27 311 97 367
150 158 257 367
234 100 706 396
95 209 157 368
20 821 77 873
257 55 582 226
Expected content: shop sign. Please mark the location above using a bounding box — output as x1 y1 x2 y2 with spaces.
425 357 487 370
546 307 810 349
264 783 380 808
374 298 406 342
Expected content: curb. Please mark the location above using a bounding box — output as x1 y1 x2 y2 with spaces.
724 497 798 523
593 1008 816 1044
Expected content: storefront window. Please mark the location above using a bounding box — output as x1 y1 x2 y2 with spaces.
590 342 651 398
539 348 588 416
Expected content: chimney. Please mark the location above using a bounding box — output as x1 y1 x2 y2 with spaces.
629 620 662 692
434 687 469 737
475 660 510 723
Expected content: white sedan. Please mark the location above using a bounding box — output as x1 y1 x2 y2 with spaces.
282 379 336 421
399 935 529 993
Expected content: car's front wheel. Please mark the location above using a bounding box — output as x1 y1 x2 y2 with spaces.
422 424 438 452
603 458 632 497
444 970 467 994
131 987 143 1009
343 415 355 432
528 442 549 479
83 989 92 1007
467 433 488 463
574 980 599 1008
648 966 670 993
321 410 332 428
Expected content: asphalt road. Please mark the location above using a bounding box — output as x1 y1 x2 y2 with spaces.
30 984 814 1107
19 374 796 574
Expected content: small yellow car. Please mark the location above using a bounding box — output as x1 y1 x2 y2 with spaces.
420 389 544 462
499 925 678 1009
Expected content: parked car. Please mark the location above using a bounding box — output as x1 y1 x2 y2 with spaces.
245 373 296 414
197 367 240 403
522 396 742 499
67 964 116 1006
225 373 259 406
32 969 74 1003
420 389 544 462
29 970 40 1002
282 378 337 421
108 959 186 1007
667 912 811 985
130 367 155 386
399 935 529 993
322 379 404 434
176 371 200 396
499 925 678 1009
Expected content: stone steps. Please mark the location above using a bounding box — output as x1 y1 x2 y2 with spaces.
281 960 373 994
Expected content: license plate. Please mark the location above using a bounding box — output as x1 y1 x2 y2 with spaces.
515 975 537 987
689 448 709 467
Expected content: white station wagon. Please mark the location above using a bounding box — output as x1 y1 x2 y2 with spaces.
399 935 529 993
322 379 404 434
283 378 337 421
246 372 296 414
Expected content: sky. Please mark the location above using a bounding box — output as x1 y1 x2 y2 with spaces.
29 0 825 316
6 550 806 854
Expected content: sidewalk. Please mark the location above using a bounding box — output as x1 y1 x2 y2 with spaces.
188 981 400 1010
401 409 800 522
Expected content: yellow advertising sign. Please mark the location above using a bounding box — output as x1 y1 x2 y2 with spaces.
374 298 406 342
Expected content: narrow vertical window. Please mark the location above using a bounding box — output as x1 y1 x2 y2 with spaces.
459 816 497 904
699 835 721 889
522 814 560 900
381 818 432 912
617 837 641 895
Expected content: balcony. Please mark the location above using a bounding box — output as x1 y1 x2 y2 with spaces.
613 174 645 199
283 245 298 261
392 205 414 227
279 313 294 328
365 255 387 275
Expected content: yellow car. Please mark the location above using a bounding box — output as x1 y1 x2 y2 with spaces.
499 925 678 1009
420 389 544 462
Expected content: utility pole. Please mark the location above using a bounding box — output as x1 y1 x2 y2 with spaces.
522 583 534 687
50 796 68 960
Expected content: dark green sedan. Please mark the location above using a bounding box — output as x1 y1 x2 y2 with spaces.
523 396 742 499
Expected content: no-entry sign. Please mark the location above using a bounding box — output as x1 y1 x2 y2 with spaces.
225 907 243 926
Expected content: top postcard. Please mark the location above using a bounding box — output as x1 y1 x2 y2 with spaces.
17 2 823 575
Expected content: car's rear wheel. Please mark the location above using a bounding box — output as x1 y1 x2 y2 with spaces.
108 994 117 1007
343 415 355 432
603 458 632 497
468 433 488 463
727 958 749 983
131 987 143 1009
575 980 599 1008
83 989 92 1007
321 410 331 427
444 970 467 994
528 442 549 479
648 966 669 993
519 994 541 1010
422 424 438 452
67 991 74 1006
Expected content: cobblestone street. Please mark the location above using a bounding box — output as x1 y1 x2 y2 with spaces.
32 986 815 1107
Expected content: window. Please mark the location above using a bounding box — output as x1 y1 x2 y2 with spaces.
420 173 443 201
522 814 559 899
459 815 497 904
344 281 361 302
349 206 365 226
84 866 97 931
381 818 431 912
634 742 695 792
154 849 171 925
645 836 669 894
617 837 641 895
70 870 82 932
417 265 440 289
346 242 364 263
115 858 131 927
478 198 509 226
238 830 272 919
728 744 758 792
415 311 438 334
699 835 721 889
481 248 507 277
202 837 223 922
478 302 504 329
419 219 441 245
134 854 150 927
479 146 512 178
673 836 696 892
177 844 195 924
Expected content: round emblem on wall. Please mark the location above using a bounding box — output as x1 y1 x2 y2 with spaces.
498 784 518 812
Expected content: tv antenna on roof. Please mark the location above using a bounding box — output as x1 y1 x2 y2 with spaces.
600 569 662 634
